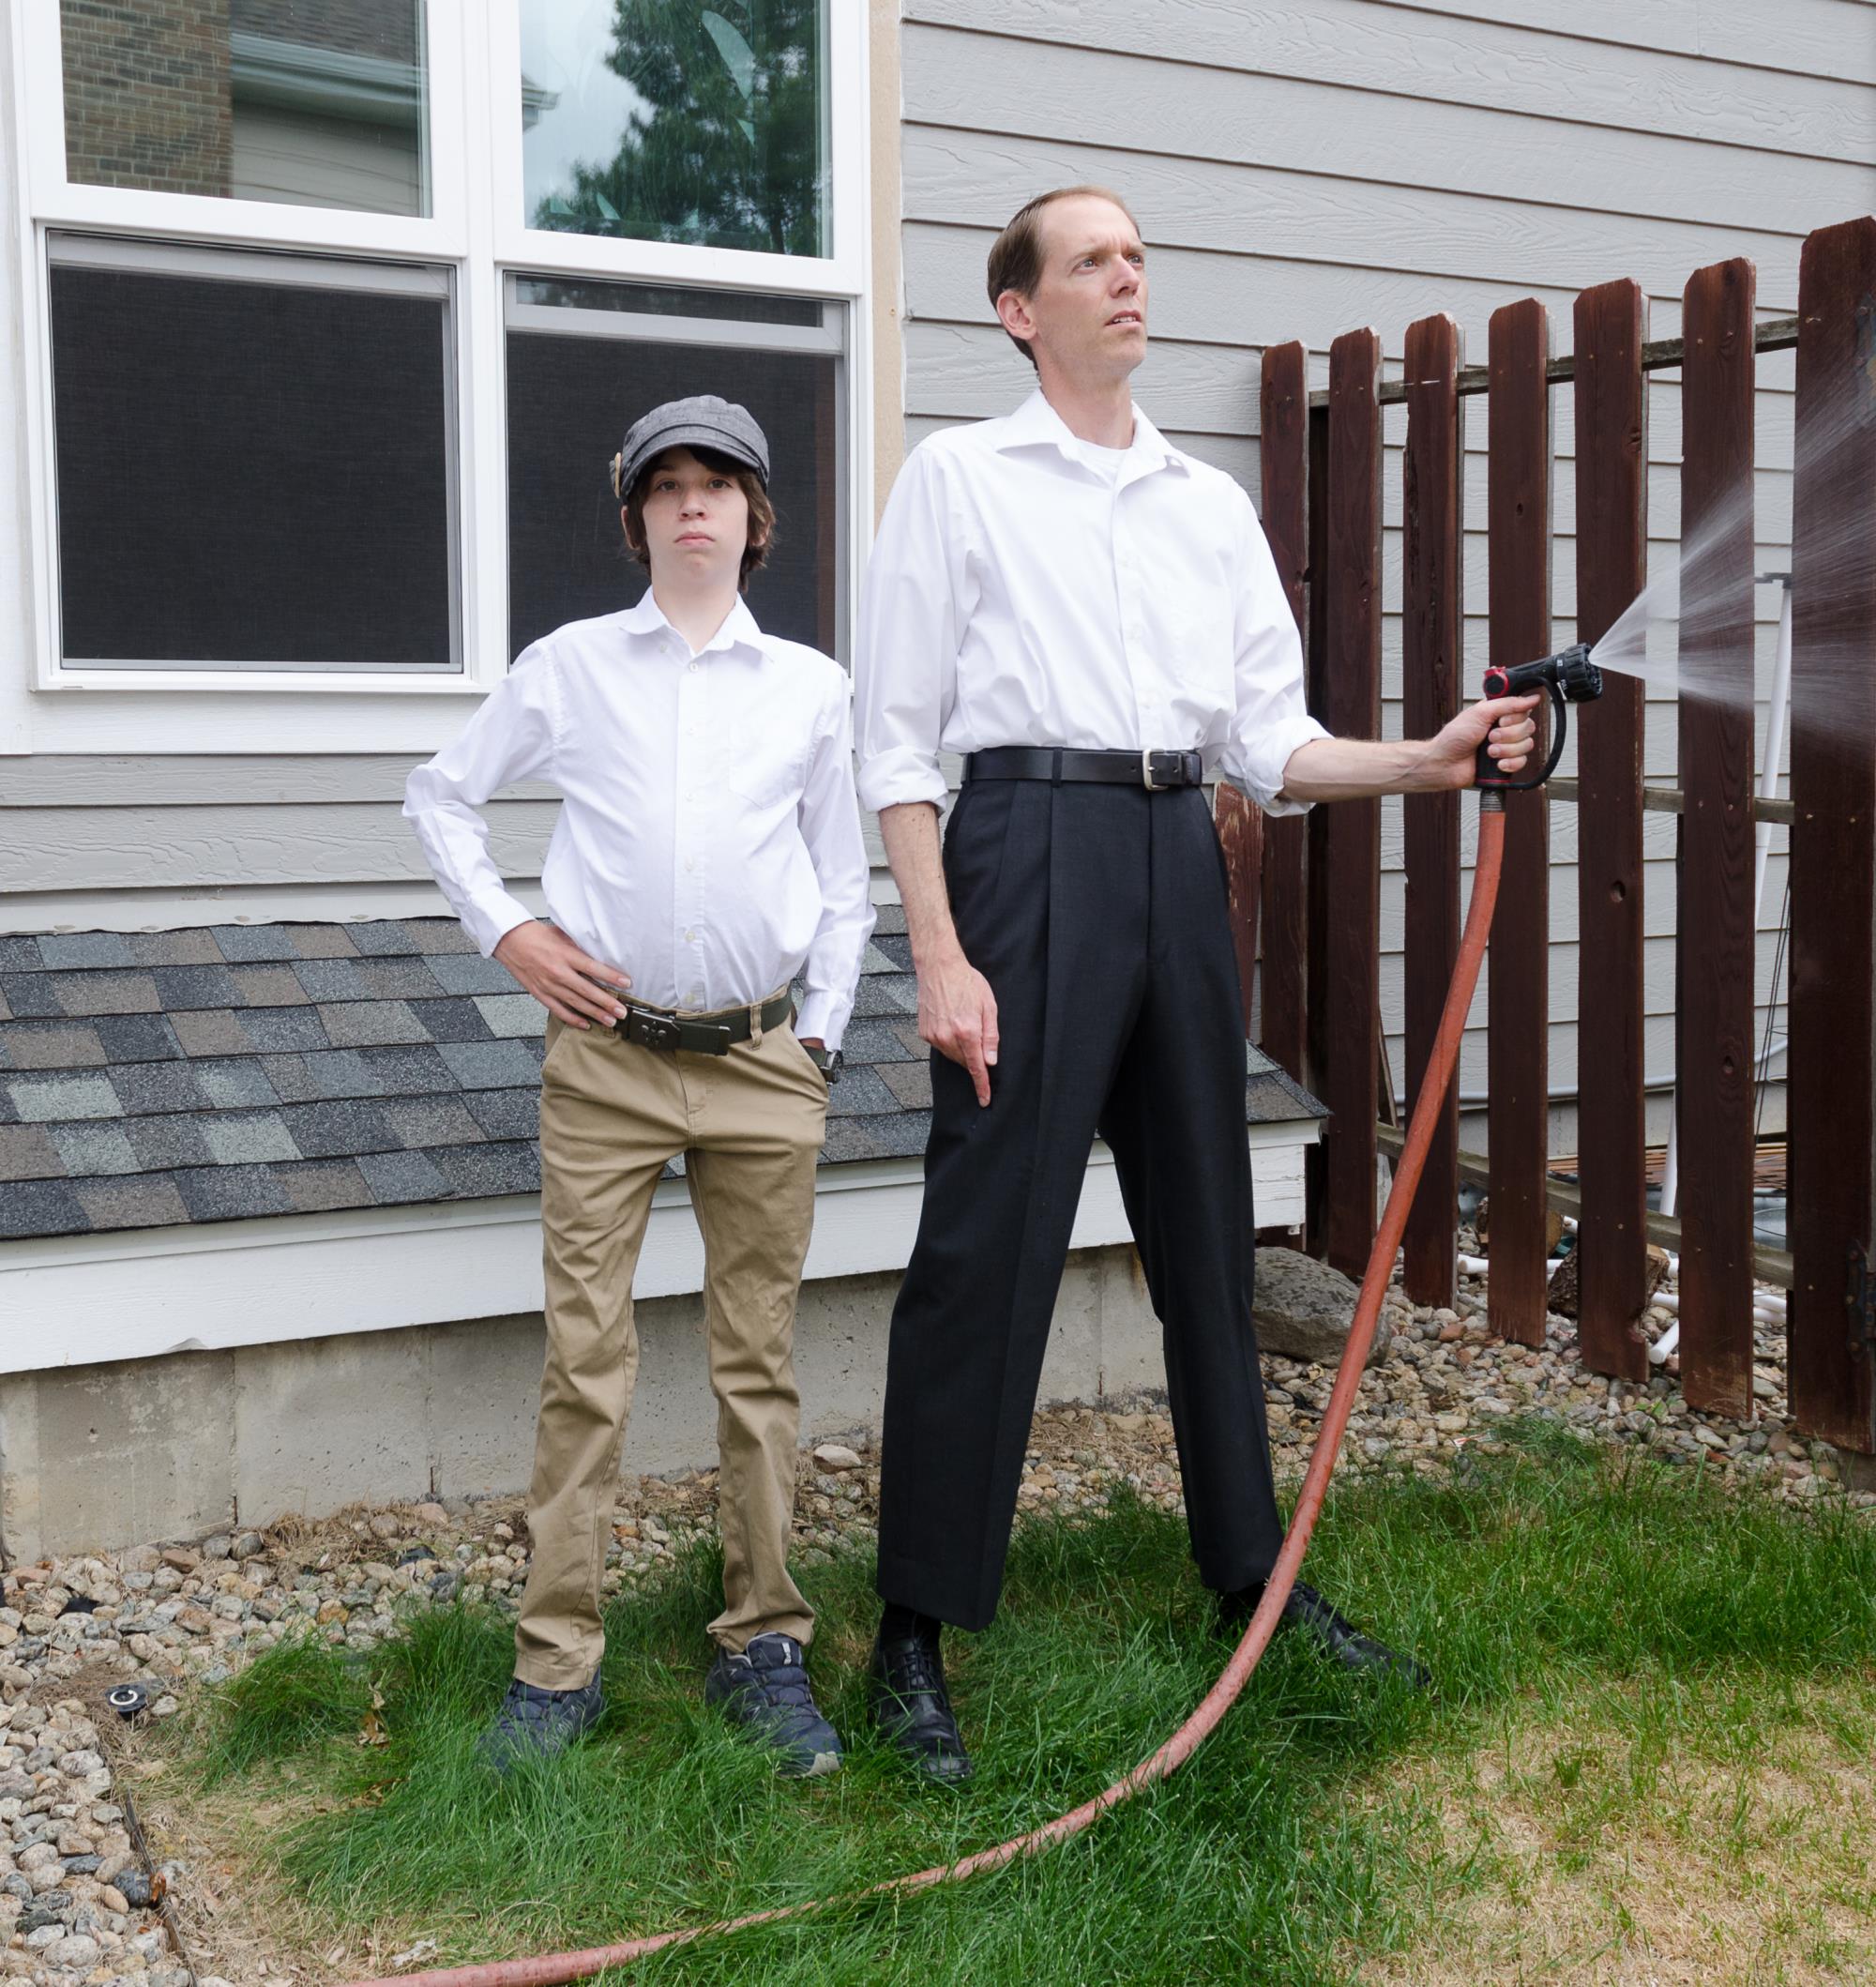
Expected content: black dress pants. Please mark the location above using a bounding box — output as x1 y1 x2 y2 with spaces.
875 775 1285 1631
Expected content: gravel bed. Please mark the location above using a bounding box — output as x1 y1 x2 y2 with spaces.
7 1256 1866 1986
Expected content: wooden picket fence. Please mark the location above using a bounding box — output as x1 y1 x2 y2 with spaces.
1218 214 1876 1455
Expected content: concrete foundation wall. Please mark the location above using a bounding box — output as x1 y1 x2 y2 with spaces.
8 1243 1162 1562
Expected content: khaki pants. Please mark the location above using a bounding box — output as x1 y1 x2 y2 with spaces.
513 998 829 1690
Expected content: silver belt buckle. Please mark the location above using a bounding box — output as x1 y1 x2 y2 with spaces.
1142 748 1180 792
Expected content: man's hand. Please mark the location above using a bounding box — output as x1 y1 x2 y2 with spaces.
1422 693 1541 789
493 920 632 1029
877 800 1002 1109
918 943 1000 1108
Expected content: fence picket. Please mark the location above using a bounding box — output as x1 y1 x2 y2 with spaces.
1318 329 1384 1279
1256 341 1309 1081
1572 280 1653 1382
1305 400 1332 1257
1486 299 1555 1348
1676 256 1759 1418
1401 313 1464 1308
1788 215 1876 1453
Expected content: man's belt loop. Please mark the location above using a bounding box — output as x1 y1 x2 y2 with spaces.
1050 747 1064 788
750 998 764 1047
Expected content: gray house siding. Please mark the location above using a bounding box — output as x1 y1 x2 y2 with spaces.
7 1 1871 1139
896 0 1875 1129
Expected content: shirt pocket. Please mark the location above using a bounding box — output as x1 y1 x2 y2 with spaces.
726 708 808 810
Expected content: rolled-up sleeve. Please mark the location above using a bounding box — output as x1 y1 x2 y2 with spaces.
855 446 965 814
794 674 876 1050
1218 493 1329 817
403 649 559 958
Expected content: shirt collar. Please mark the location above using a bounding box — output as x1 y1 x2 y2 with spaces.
993 387 1187 478
621 587 765 660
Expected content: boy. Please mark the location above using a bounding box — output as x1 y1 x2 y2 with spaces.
405 395 873 1776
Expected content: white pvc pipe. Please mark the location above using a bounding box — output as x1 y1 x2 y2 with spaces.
1642 1288 1780 1325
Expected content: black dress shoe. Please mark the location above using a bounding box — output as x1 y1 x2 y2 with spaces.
867 1632 974 1783
1218 1580 1432 1690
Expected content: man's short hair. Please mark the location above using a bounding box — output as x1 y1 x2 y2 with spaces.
618 445 777 591
985 184 1142 368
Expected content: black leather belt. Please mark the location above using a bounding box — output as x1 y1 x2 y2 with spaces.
963 746 1204 792
613 989 793 1056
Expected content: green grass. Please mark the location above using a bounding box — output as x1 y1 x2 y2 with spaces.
169 1425 1876 1986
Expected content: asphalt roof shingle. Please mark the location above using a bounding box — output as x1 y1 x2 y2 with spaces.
0 916 1324 1241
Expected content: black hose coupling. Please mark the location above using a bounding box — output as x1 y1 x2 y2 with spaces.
1475 642 1605 795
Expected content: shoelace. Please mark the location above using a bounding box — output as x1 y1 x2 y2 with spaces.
495 1681 584 1734
734 1637 818 1716
1285 1583 1351 1632
743 1657 815 1711
885 1643 949 1705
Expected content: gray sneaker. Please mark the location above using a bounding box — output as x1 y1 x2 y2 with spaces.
704 1632 843 1778
477 1673 604 1774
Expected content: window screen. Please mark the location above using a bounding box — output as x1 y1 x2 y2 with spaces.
50 244 457 671
505 279 841 661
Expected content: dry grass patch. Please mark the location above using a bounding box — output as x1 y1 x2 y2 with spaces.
1357 1675 1876 1985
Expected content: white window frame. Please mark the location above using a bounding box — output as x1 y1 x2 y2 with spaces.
2 0 872 756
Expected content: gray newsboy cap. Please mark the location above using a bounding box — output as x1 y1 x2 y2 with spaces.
612 395 770 500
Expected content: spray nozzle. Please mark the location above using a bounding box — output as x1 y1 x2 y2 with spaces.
1475 643 1606 799
1483 642 1603 705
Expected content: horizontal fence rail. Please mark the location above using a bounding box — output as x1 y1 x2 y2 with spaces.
1252 217 1876 1454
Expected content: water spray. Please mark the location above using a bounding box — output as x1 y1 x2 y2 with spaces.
350 661 1594 1987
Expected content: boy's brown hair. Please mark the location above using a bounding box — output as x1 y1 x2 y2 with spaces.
986 184 1142 367
611 445 777 591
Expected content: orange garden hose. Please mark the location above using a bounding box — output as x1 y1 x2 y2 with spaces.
353 803 1508 1987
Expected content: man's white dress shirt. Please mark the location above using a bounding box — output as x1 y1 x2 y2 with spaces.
404 592 873 1049
855 387 1328 816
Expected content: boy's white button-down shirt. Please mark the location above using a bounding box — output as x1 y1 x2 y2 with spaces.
854 387 1328 816
404 592 874 1049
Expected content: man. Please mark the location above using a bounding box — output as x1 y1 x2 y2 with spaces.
405 397 873 1776
854 188 1537 1783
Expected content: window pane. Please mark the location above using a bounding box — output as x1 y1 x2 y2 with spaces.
507 292 840 660
60 0 429 217
511 276 820 326
520 0 828 256
51 250 455 670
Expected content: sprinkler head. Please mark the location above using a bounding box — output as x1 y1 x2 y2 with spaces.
106 1683 148 1720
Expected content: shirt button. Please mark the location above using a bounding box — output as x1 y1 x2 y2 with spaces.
687 661 699 674
683 928 696 943
684 856 695 872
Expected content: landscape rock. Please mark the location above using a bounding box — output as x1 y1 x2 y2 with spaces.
1252 1249 1392 1367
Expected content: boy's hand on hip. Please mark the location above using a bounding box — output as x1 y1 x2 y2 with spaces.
494 920 633 1029
917 946 1000 1107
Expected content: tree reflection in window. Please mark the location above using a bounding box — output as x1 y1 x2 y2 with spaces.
523 0 826 258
